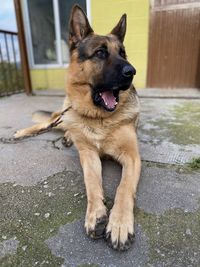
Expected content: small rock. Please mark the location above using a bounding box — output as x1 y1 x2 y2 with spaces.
34 213 40 216
43 181 48 185
22 245 27 251
47 192 54 197
2 235 7 240
155 248 160 254
44 213 50 219
43 185 48 189
186 228 192 235
67 211 72 215
74 193 79 197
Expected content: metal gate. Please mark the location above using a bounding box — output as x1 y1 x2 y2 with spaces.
0 30 24 96
147 0 200 88
0 0 32 97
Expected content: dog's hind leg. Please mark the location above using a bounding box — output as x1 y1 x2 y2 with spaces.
14 110 63 139
62 131 73 147
14 122 53 138
79 148 108 239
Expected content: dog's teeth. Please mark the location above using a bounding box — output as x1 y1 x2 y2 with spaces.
99 93 102 96
105 102 108 105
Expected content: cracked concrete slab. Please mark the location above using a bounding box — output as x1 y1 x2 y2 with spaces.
45 220 149 267
138 98 200 164
137 163 200 214
0 139 80 185
1 91 200 266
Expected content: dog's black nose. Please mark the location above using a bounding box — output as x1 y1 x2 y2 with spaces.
122 65 136 77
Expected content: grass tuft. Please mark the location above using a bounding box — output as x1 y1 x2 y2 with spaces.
187 157 200 170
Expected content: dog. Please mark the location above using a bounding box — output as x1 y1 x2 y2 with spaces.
14 5 141 251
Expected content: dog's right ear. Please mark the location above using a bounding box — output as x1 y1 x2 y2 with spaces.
68 5 93 50
110 14 127 43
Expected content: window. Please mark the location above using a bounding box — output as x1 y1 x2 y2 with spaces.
27 0 57 64
24 0 88 67
58 0 86 64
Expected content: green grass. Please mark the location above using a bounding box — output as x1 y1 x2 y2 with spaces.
187 157 200 170
0 61 24 96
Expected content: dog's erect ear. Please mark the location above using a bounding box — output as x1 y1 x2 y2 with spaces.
110 14 127 43
69 5 93 49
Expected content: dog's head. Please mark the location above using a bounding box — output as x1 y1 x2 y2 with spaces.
67 5 136 116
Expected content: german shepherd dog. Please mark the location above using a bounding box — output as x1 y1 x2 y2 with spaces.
14 5 141 251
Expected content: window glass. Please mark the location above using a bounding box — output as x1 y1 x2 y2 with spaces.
58 0 86 63
27 0 57 64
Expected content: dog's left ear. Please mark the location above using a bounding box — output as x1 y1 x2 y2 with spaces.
110 14 127 43
69 5 94 49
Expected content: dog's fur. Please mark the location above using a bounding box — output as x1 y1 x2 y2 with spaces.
14 5 141 251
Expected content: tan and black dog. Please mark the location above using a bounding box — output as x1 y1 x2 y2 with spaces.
14 5 141 251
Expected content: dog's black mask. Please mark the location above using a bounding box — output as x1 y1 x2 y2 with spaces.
92 57 136 112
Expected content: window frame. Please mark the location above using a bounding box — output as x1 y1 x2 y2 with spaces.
22 0 91 69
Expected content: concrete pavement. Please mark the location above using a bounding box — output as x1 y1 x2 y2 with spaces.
0 90 200 267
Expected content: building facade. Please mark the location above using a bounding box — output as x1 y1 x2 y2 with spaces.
21 0 200 90
21 0 149 90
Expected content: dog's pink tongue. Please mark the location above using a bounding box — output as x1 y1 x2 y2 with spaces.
101 91 116 109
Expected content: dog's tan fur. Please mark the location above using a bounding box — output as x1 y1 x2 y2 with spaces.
14 5 141 250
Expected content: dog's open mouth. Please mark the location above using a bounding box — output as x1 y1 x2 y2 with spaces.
93 90 119 112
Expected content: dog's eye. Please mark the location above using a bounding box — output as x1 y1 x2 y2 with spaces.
95 49 108 59
119 48 126 59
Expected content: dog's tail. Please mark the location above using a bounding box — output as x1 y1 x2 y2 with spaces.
32 110 53 123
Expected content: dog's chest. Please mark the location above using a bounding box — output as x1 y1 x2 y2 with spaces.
81 124 108 149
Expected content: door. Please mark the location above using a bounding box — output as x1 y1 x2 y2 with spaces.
147 0 200 88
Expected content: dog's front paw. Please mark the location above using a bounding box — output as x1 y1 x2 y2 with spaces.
106 207 135 251
85 201 108 239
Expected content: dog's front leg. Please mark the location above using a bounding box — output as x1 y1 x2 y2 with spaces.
106 125 141 250
79 149 108 239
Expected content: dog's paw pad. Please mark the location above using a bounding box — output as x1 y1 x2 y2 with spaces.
62 137 73 147
87 215 108 239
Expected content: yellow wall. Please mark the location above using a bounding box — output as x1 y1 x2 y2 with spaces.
31 0 149 90
30 69 67 90
91 0 149 89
